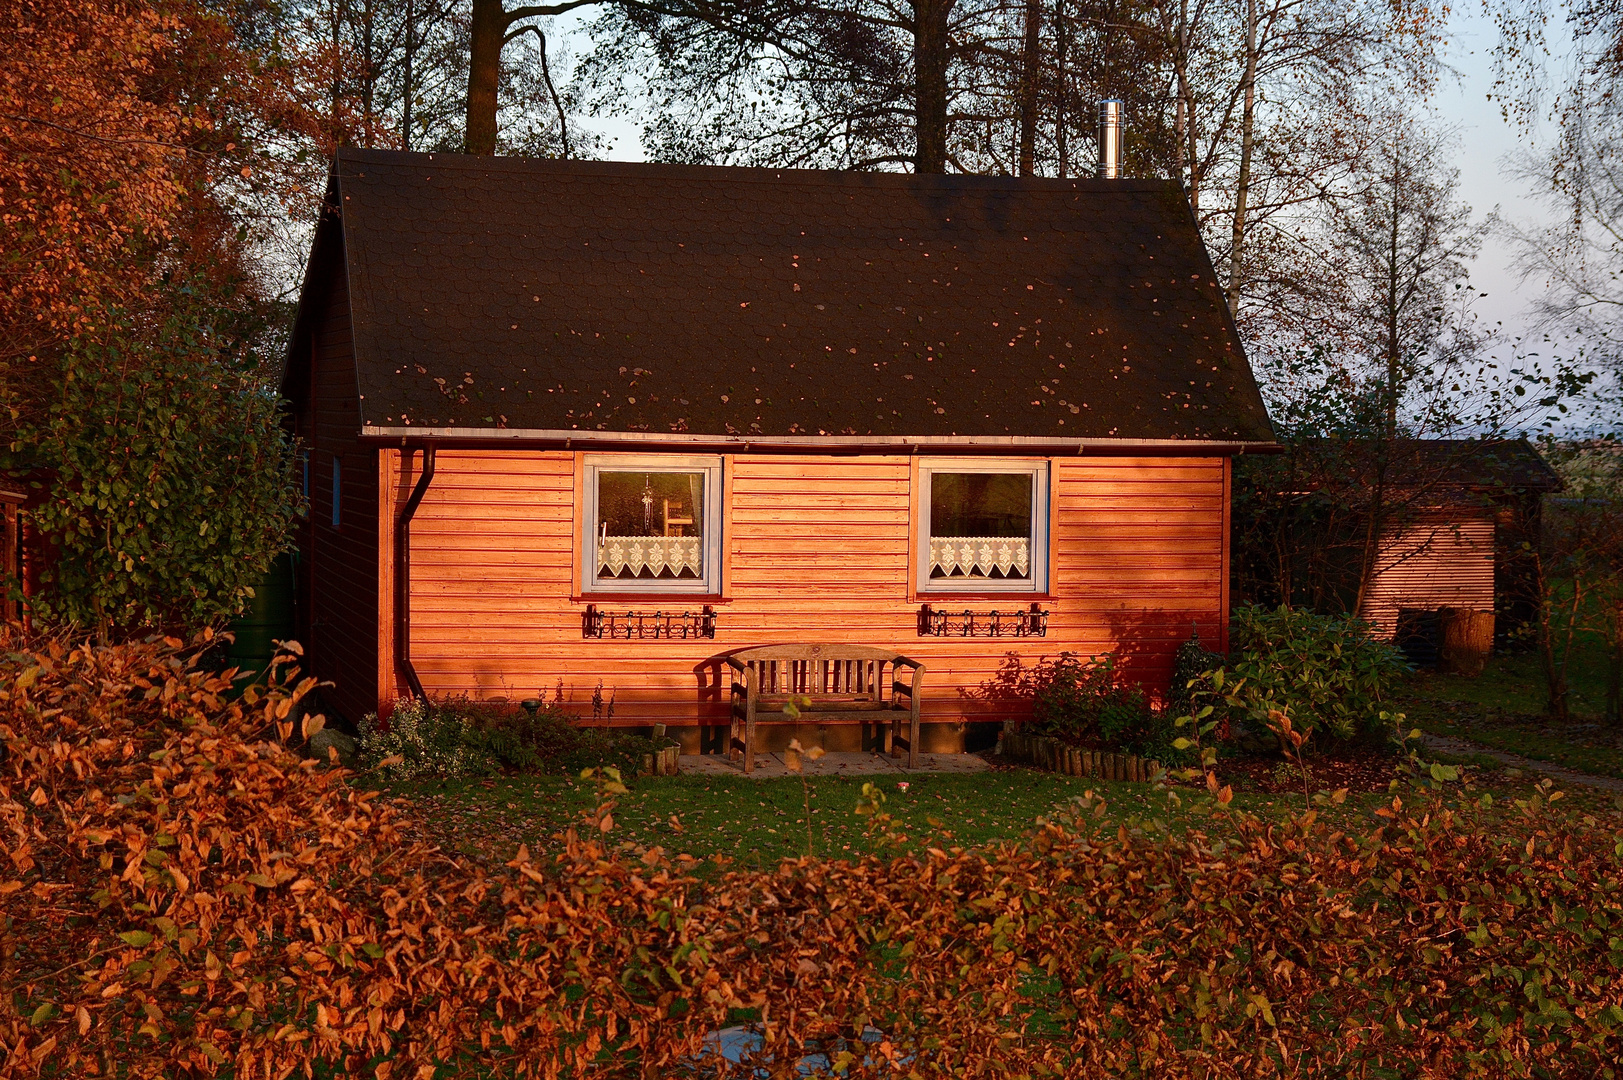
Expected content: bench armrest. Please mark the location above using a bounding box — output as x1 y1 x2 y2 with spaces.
892 658 925 700
725 656 753 697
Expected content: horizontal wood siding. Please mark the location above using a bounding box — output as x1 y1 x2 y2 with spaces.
296 255 380 724
392 452 1226 729
1359 510 1496 637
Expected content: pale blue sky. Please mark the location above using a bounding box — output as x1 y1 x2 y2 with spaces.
1433 3 1554 341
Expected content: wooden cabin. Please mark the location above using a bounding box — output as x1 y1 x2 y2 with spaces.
280 150 1278 752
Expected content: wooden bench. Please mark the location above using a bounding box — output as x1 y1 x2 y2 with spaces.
725 645 925 774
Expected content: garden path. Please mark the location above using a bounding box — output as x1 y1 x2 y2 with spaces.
1424 733 1623 793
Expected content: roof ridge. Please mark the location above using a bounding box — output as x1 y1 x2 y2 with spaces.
333 148 1178 193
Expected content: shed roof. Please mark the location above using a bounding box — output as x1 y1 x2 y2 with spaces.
290 149 1275 450
1386 439 1564 493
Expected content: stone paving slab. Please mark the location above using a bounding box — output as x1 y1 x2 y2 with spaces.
678 751 992 777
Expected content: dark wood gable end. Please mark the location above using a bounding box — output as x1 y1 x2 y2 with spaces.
281 149 1277 736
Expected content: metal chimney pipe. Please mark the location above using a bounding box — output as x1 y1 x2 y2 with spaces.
1096 99 1123 179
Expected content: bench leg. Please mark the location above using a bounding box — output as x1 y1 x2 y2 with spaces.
908 700 919 769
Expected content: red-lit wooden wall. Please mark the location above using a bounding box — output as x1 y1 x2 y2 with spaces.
369 449 1230 748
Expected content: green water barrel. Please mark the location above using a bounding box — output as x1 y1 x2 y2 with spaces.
226 551 296 686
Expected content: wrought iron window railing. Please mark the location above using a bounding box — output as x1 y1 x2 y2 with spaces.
582 604 717 640
917 603 1048 637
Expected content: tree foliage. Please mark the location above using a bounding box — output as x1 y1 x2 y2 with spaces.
0 1 331 634
1489 0 1623 414
0 0 336 369
1531 438 1623 722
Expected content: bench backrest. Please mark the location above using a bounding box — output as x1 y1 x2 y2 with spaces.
726 644 912 700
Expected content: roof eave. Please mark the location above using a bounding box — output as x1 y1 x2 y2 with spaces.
358 425 1283 456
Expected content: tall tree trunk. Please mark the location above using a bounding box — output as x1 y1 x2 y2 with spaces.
331 0 345 138
1171 0 1200 212
1353 461 1386 619
1054 0 1067 176
467 0 506 155
403 0 414 151
1383 149 1403 439
362 0 375 145
1540 583 1574 723
1017 0 1042 176
913 0 951 173
1224 0 1257 316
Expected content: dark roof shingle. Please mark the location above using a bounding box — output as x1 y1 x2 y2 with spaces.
314 149 1275 445
1389 439 1564 493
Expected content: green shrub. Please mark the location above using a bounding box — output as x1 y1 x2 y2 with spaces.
4 285 302 635
1168 626 1224 712
1216 604 1410 747
985 652 1189 762
1030 653 1137 742
359 696 664 779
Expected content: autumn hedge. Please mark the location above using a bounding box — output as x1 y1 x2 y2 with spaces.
2 636 1621 1078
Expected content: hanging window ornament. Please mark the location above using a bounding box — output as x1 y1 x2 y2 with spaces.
641 475 654 533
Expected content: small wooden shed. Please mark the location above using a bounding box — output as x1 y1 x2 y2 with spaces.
281 150 1278 750
1356 440 1562 652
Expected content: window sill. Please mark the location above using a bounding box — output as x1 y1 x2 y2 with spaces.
573 592 730 605
916 591 1053 602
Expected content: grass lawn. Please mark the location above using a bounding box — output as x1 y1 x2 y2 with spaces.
1399 628 1623 779
374 759 1614 871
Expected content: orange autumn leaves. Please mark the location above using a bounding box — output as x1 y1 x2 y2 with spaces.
0 2 334 375
0 3 190 362
2 634 1622 1078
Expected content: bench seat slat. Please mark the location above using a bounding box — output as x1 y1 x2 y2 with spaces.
765 712 895 726
756 696 893 712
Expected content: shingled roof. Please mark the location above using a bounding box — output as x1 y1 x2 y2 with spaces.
1387 439 1564 493
287 149 1276 450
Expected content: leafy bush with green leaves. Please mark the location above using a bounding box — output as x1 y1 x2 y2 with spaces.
1215 604 1410 747
1168 626 1225 713
359 696 665 779
983 652 1188 761
3 284 302 635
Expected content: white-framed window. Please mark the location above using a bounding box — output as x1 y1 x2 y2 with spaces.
581 454 723 595
917 459 1049 593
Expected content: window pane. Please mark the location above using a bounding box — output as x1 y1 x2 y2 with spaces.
929 472 1032 580
596 471 704 580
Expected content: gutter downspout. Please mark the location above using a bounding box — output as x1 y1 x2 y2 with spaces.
395 445 436 700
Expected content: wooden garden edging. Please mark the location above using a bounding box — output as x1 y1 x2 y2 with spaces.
644 725 681 776
643 743 681 776
999 726 1160 782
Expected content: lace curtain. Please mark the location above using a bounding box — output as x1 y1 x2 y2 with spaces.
929 536 1030 578
598 535 703 578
